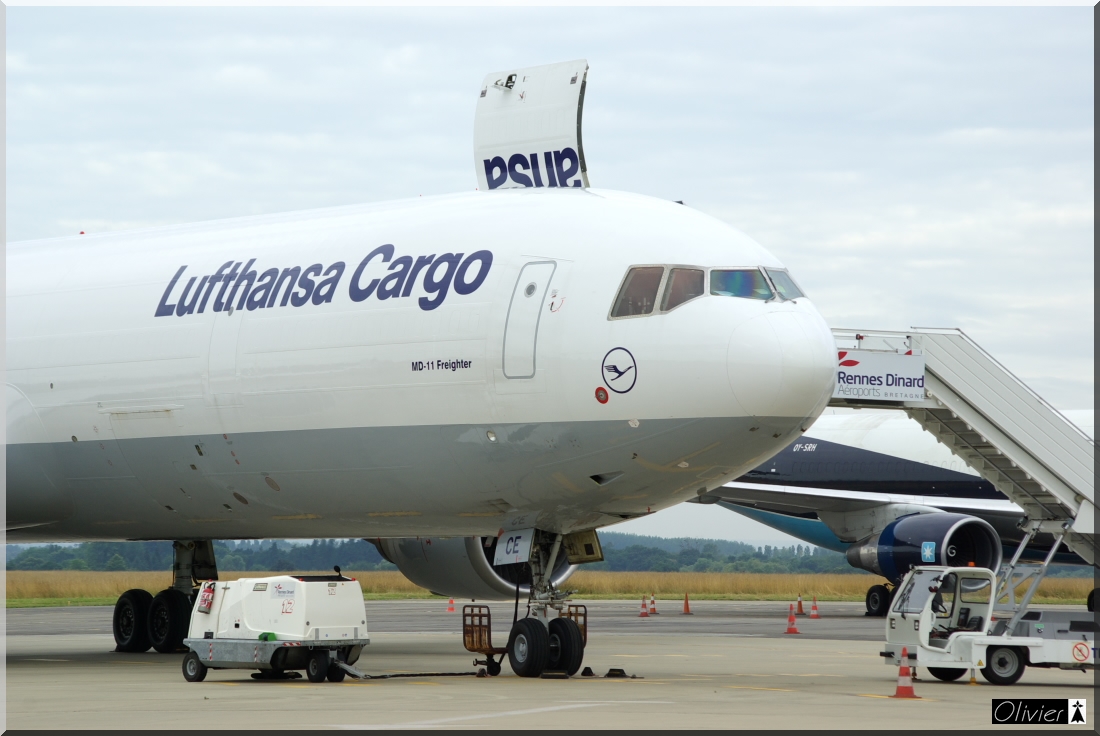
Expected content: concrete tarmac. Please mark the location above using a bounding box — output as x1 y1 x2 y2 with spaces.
6 600 1093 730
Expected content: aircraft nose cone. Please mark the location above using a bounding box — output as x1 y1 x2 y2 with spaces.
727 308 834 418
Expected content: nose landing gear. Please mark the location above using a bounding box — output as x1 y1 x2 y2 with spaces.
511 533 586 677
462 532 588 678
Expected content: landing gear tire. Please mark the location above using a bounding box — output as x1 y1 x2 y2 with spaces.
148 589 192 653
306 650 330 683
865 585 891 617
113 589 153 652
981 646 1026 685
507 618 549 678
182 651 208 682
327 663 347 683
547 618 585 675
927 667 967 682
1088 588 1096 612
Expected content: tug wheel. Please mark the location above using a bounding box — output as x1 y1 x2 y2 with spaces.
327 663 347 682
927 667 966 682
981 646 1026 685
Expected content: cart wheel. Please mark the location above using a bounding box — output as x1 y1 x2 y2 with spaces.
1088 588 1096 612
981 646 1025 685
306 650 330 683
182 651 208 683
327 663 347 682
487 657 502 677
927 667 966 682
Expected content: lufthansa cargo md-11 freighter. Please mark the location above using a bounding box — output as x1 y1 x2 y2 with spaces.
6 60 836 677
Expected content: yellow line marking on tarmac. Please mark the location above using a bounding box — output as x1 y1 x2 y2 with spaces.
724 686 795 692
729 673 844 678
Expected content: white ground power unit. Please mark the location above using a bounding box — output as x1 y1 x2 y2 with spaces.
181 572 370 683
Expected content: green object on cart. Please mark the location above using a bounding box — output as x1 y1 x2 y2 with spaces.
258 632 277 641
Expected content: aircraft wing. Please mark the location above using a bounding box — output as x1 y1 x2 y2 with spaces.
704 480 1025 516
703 480 1028 549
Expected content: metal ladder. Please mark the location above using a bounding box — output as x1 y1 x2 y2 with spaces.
829 327 1096 566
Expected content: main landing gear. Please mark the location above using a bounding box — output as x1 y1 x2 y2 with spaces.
465 532 587 678
865 583 895 617
113 540 217 653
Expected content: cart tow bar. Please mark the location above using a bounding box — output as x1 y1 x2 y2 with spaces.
335 661 367 679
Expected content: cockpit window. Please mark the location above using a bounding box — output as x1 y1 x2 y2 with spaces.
765 268 805 300
611 267 664 317
710 269 773 300
661 268 705 311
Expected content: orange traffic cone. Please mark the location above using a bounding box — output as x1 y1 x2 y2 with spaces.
796 594 806 616
891 647 920 699
809 596 821 619
682 593 693 615
639 596 649 618
649 594 659 615
447 598 455 613
784 603 800 634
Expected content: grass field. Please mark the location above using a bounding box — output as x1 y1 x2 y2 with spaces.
5 570 1091 608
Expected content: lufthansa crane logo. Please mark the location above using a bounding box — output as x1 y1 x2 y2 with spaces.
602 348 637 394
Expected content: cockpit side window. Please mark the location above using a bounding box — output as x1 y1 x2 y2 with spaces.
610 267 664 318
661 268 705 311
764 268 805 300
710 269 773 300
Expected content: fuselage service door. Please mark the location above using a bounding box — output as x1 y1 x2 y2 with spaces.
502 261 556 378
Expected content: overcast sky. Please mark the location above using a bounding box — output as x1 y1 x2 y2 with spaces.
7 7 1093 545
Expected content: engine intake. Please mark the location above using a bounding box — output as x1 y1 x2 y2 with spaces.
375 536 575 600
845 513 1002 584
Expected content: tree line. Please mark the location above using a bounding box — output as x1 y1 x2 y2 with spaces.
6 534 1091 577
5 539 391 573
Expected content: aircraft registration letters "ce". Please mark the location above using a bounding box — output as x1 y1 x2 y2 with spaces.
493 528 535 566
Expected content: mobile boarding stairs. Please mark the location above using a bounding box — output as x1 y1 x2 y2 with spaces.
829 327 1095 573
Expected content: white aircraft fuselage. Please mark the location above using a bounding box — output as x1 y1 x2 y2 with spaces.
7 187 836 542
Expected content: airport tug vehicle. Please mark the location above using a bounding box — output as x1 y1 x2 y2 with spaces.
180 569 369 683
883 521 1097 685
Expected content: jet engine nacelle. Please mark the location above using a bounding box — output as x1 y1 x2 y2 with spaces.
845 513 1002 584
375 536 575 600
